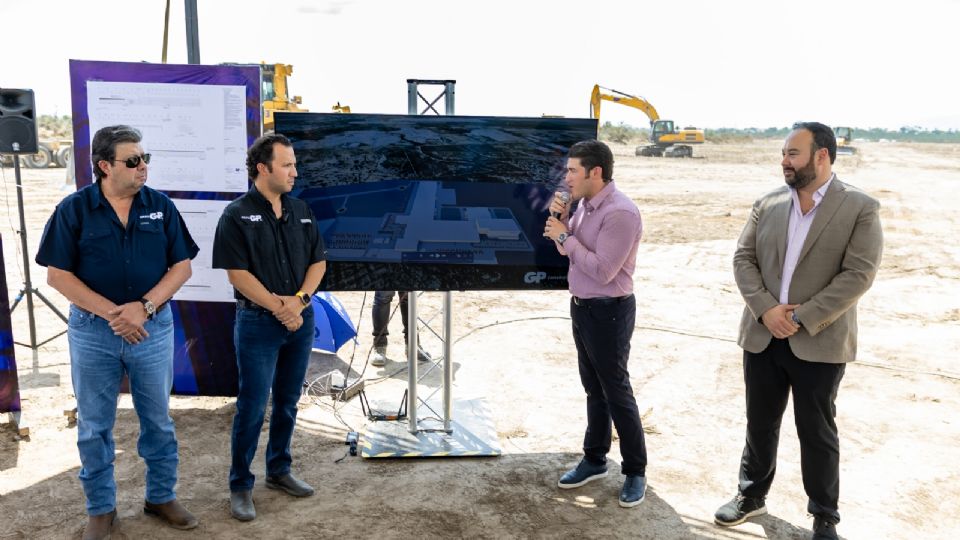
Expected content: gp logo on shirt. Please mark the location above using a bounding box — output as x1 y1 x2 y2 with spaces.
241 214 263 222
139 212 164 220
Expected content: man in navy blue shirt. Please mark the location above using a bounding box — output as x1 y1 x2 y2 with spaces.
36 125 199 540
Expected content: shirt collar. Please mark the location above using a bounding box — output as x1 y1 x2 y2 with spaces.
582 180 616 212
87 182 148 209
790 173 834 213
249 184 288 209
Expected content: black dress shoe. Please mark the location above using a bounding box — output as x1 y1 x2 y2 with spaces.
230 490 256 521
265 473 315 497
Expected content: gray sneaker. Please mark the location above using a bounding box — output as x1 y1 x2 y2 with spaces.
371 346 387 367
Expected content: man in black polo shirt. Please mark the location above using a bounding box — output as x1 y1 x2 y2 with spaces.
36 125 200 539
212 133 326 522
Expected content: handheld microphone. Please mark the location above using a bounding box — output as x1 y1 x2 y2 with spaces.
551 191 570 219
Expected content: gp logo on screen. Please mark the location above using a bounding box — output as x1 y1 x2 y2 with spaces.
524 271 548 284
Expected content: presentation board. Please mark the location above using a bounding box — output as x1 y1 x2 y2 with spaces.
69 60 260 395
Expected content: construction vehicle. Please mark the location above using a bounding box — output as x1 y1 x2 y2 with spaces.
19 140 72 169
260 63 307 131
834 126 857 155
590 85 705 158
332 102 351 113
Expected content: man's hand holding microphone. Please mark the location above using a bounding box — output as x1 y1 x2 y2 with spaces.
544 191 571 243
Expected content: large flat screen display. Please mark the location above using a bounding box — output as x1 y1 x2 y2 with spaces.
276 112 597 291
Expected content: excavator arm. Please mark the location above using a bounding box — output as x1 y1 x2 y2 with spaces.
590 85 660 125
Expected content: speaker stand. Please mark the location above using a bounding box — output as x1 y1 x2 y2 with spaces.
6 154 68 349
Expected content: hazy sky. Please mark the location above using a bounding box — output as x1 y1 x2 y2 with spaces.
2 0 958 130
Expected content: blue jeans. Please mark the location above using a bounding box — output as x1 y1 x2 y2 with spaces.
68 304 177 516
229 306 314 492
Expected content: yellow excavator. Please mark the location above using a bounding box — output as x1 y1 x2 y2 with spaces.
590 85 705 158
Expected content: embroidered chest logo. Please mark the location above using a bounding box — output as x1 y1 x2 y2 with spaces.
241 214 263 222
139 211 164 220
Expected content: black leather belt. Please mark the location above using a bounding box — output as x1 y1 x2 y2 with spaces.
73 301 168 319
572 295 630 306
235 297 272 312
153 301 169 317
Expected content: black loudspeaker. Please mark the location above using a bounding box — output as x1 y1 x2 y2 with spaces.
0 89 38 154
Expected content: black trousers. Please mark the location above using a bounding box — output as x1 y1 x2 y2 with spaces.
738 338 846 523
570 294 647 476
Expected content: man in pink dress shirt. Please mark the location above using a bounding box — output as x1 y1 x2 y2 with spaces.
715 122 883 540
543 140 647 508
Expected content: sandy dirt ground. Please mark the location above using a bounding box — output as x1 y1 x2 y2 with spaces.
0 139 958 539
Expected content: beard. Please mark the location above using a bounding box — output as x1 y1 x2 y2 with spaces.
783 158 817 189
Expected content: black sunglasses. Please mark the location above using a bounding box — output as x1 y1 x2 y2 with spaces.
112 153 151 168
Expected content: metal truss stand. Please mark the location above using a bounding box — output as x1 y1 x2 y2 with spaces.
361 81 500 458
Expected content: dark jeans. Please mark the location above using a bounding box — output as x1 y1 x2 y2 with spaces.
570 294 647 477
371 290 410 348
229 306 314 492
738 338 846 523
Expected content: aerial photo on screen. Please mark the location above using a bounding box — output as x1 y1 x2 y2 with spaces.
276 112 597 291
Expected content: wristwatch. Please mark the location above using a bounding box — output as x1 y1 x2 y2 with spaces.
791 311 803 327
141 298 156 320
296 290 311 306
557 232 570 246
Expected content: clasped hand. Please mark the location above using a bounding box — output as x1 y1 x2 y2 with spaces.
108 302 149 344
272 295 305 331
761 304 800 339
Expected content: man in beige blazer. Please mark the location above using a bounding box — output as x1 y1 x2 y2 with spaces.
714 122 883 540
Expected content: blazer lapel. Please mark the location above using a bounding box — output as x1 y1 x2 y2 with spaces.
797 178 847 264
771 192 790 269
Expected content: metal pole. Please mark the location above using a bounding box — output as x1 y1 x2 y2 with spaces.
444 81 456 116
407 80 418 115
407 292 418 433
162 0 171 63
184 0 200 64
13 156 38 348
443 291 452 432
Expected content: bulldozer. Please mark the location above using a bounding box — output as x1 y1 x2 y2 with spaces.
590 85 705 158
259 63 307 131
834 126 857 155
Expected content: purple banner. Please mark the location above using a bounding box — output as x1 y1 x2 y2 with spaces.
0 235 20 413
68 60 260 396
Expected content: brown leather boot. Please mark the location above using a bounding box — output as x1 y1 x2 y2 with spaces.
82 509 116 540
143 499 199 530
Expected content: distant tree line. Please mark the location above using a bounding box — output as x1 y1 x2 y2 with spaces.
598 121 960 144
38 116 960 144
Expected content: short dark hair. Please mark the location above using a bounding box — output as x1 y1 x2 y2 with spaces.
247 133 292 180
792 121 837 164
568 140 614 182
91 125 142 181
